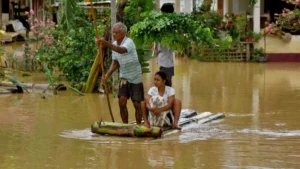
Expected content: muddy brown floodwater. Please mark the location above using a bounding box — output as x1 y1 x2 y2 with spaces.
1 49 300 168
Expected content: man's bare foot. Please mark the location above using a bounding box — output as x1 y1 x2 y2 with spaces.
143 122 151 128
172 124 182 130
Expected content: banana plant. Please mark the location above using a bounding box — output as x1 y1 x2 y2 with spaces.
42 63 56 94
67 86 85 96
60 0 78 30
43 63 84 96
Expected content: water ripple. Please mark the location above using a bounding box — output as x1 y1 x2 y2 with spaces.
59 128 95 140
237 129 300 137
227 113 255 117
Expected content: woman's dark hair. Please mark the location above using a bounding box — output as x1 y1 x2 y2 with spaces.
155 71 171 86
161 3 174 13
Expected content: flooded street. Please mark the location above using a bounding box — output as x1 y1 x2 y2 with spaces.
1 54 300 168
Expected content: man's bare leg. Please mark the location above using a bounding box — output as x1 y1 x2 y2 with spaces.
119 96 128 123
133 100 142 125
140 101 150 128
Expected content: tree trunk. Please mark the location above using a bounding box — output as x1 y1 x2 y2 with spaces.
0 81 66 91
156 0 160 11
91 121 163 137
0 0 2 29
91 112 226 137
175 0 180 13
193 0 197 13
111 0 116 26
117 0 128 22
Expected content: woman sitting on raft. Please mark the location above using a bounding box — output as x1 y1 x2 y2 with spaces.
141 71 182 129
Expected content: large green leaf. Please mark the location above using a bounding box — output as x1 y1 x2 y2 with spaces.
67 86 85 96
43 64 55 87
60 0 78 30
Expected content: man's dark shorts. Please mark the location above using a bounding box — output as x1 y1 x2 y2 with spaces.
160 66 174 77
118 82 144 102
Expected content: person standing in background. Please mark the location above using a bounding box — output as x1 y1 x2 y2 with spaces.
156 3 175 87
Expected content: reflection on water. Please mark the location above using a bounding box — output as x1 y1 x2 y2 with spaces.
1 56 300 168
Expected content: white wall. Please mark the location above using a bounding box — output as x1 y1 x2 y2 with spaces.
159 0 267 15
2 13 9 23
234 0 264 15
238 0 251 14
256 35 300 53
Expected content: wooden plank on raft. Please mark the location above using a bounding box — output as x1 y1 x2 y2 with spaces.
161 111 213 132
163 112 225 136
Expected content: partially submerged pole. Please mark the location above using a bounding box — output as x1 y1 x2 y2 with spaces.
91 121 163 137
86 0 115 122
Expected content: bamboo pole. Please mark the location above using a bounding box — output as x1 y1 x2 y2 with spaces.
86 0 115 122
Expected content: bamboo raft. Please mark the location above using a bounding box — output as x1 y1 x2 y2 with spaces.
91 109 225 138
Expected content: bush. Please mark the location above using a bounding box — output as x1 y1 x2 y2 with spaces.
267 0 300 34
35 8 105 86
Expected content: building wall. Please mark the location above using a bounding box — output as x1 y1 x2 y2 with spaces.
255 34 300 61
230 0 265 15
238 0 251 14
256 35 300 53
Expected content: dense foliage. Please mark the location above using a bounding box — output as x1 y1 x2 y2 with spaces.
129 11 231 55
35 8 106 87
194 11 223 38
36 1 152 88
124 0 154 31
267 0 300 34
59 0 78 30
248 0 258 7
